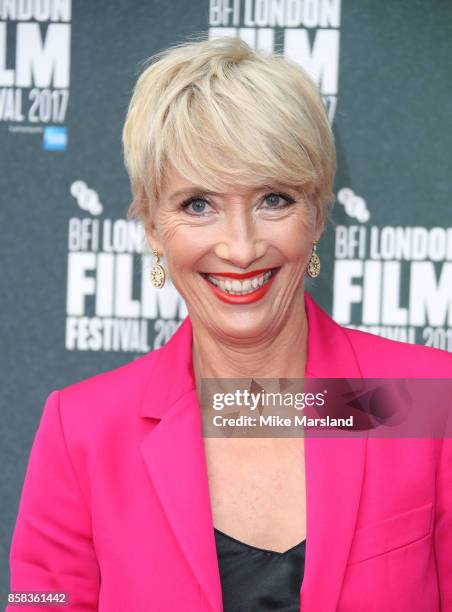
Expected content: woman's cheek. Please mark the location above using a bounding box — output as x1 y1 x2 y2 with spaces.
265 220 312 261
165 226 211 271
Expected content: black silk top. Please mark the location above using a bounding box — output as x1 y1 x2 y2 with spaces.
214 528 306 612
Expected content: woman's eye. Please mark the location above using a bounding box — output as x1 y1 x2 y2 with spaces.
181 197 212 215
263 192 295 209
181 192 295 215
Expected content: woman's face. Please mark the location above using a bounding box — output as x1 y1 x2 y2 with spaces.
146 166 320 341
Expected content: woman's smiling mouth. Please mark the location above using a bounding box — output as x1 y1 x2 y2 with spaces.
200 267 280 304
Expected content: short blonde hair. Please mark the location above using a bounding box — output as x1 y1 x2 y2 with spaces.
122 34 336 233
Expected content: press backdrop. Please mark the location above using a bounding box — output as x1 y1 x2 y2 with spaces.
1 0 451 594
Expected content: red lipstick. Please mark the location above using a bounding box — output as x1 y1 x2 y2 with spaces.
201 267 280 305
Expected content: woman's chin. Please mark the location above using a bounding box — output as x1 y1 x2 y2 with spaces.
209 308 277 341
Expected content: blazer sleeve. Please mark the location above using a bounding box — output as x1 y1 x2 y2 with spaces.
435 435 452 609
7 390 100 611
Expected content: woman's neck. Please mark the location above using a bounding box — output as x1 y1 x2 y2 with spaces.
191 299 308 389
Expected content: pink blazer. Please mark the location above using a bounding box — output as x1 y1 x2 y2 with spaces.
8 291 452 611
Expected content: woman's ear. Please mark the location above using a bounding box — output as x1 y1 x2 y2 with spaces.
313 201 326 243
143 212 164 256
314 226 323 244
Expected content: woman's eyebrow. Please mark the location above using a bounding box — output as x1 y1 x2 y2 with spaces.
168 188 222 200
168 184 297 201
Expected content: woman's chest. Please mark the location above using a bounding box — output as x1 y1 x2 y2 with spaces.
203 437 307 553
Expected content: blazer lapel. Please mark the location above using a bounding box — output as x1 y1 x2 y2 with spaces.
139 292 368 612
301 292 368 612
139 317 223 612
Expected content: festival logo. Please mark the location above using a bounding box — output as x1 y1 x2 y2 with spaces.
65 181 187 353
0 0 71 149
333 187 452 351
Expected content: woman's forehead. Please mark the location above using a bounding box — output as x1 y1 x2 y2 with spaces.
162 165 303 198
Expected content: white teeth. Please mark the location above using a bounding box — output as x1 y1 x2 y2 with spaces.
205 270 275 295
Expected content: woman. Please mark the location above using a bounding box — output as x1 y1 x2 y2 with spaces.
8 36 452 611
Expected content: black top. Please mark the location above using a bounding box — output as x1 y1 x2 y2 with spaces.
213 528 306 612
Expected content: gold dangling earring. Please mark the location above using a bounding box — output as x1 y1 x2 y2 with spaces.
307 241 321 278
150 248 166 288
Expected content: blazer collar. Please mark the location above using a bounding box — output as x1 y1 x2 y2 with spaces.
140 290 367 612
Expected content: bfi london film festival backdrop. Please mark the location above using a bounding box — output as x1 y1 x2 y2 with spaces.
1 0 452 593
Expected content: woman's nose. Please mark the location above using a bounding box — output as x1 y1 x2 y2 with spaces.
213 209 267 269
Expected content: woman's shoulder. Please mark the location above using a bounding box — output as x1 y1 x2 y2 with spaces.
65 349 159 393
342 324 452 376
55 348 162 425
